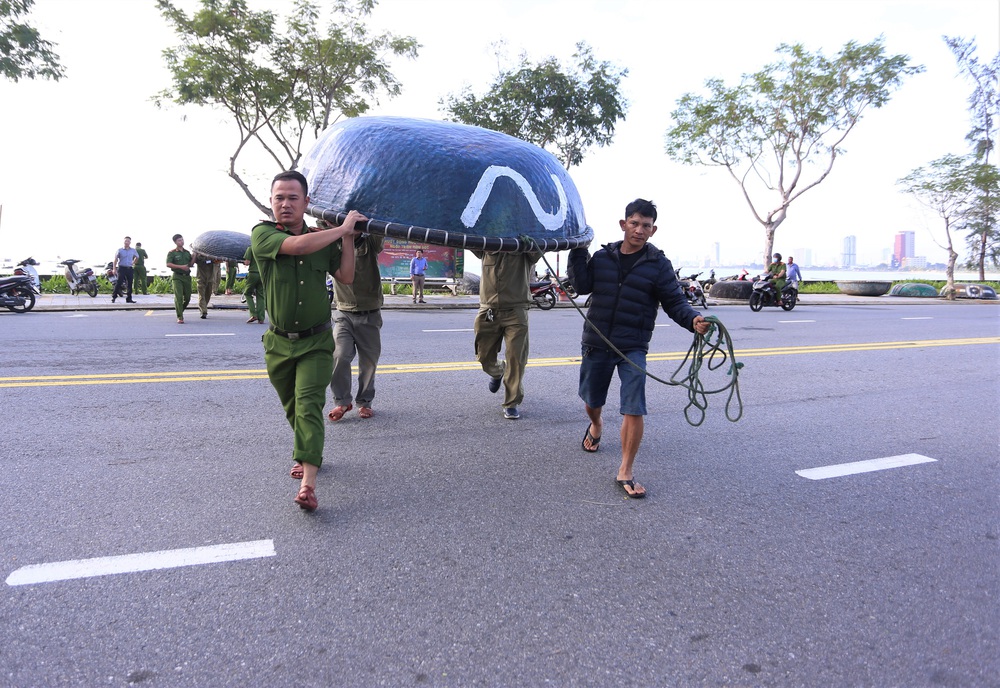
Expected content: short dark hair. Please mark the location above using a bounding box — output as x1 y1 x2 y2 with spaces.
272 170 308 196
172 234 183 242
625 198 656 222
416 249 424 254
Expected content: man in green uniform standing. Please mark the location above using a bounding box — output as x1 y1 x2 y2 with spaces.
242 245 265 324
251 170 366 512
133 242 149 295
165 234 193 324
472 248 543 420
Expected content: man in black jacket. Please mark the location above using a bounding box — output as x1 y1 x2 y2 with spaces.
568 198 709 498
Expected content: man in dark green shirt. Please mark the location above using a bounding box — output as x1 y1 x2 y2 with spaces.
251 170 367 512
165 234 193 324
133 242 149 295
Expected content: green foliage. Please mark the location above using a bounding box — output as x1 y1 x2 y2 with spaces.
945 36 1000 279
155 0 419 214
798 281 841 294
0 0 64 82
665 38 923 259
441 42 627 169
40 275 66 293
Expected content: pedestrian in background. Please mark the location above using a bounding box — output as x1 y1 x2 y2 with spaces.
133 242 149 295
409 248 428 304
111 236 138 304
786 256 803 291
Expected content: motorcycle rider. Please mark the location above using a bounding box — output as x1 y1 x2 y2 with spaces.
767 253 787 303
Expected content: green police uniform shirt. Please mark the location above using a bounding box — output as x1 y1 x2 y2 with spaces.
166 249 192 276
251 221 342 333
135 248 148 267
243 246 259 278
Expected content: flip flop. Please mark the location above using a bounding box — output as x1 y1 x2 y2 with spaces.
582 425 601 453
327 404 352 421
616 479 646 499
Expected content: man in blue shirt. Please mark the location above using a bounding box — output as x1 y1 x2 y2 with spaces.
111 236 139 303
409 249 428 303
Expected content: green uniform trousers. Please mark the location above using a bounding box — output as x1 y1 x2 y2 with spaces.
133 266 148 294
172 276 192 319
244 274 265 320
474 306 529 408
263 328 334 467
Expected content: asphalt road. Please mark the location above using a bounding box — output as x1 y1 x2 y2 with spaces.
1 302 998 687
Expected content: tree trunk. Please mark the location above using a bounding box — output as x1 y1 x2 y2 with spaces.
944 249 958 300
978 231 987 281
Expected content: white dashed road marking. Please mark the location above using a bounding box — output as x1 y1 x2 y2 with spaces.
6 539 275 586
165 333 235 337
796 453 937 480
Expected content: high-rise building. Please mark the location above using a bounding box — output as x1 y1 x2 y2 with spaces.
894 231 915 265
842 235 857 267
712 242 720 266
793 248 813 266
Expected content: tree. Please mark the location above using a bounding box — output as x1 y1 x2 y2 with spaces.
897 155 997 298
665 38 923 261
945 36 1000 279
440 42 628 169
0 0 65 82
155 0 419 215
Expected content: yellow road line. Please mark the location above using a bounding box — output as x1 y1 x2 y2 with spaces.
1 337 996 388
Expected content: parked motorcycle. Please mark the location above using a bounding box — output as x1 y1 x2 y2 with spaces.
0 273 36 312
59 259 99 298
749 275 797 311
702 269 717 291
14 258 41 294
676 269 708 309
529 279 558 310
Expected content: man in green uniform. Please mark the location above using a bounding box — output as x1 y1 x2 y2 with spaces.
472 248 543 420
251 170 366 512
224 259 239 295
194 253 220 318
327 230 385 421
165 234 193 324
767 252 787 301
133 242 149 295
242 245 265 324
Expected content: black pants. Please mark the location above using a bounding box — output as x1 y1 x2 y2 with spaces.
114 267 134 299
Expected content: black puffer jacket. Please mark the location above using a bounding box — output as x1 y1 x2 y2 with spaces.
568 241 698 352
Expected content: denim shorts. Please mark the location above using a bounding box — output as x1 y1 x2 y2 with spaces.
578 347 647 416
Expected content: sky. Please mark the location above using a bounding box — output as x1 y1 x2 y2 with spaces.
1 0 998 273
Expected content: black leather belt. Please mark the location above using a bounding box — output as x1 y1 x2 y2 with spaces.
269 320 332 341
348 309 379 315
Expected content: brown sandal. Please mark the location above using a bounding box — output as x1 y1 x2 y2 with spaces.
359 407 374 419
327 404 352 421
294 485 317 511
290 462 303 480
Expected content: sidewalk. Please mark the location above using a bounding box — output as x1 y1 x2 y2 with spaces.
27 291 995 312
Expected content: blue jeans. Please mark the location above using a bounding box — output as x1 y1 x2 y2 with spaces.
578 347 647 416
